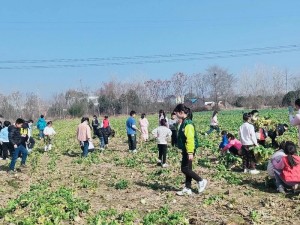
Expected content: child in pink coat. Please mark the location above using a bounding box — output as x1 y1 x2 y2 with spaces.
139 113 149 141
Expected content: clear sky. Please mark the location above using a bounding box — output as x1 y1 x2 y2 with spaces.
1 1 300 98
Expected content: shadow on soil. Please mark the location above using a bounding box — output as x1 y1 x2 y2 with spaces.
135 181 178 192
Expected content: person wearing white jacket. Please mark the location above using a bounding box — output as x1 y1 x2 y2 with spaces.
239 113 259 175
43 121 56 151
152 119 172 168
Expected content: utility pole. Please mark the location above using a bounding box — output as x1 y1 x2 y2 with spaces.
214 73 218 110
285 69 288 94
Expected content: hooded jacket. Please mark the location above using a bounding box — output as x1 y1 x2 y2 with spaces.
37 117 47 131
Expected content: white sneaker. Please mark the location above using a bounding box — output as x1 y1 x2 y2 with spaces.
162 163 168 168
243 169 249 173
176 187 192 196
157 159 162 164
132 149 137 153
100 148 104 151
198 179 208 193
249 169 260 175
44 146 48 151
48 144 52 150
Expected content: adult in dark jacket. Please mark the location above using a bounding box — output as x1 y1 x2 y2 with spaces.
8 118 28 173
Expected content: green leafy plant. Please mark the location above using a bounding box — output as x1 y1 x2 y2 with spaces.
115 179 129 190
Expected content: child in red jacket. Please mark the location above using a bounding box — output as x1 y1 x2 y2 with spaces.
273 141 300 193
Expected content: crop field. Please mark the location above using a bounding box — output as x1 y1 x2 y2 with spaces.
0 109 299 225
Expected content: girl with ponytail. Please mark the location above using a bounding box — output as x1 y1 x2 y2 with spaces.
273 141 300 193
173 104 207 195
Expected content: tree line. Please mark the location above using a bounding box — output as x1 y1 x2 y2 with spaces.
0 65 299 120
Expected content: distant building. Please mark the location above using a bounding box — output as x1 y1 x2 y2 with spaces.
185 98 205 108
88 96 99 106
176 95 184 104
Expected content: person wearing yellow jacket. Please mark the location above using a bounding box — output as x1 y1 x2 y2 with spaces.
174 104 208 196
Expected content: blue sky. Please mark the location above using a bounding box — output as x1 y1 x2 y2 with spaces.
1 1 300 98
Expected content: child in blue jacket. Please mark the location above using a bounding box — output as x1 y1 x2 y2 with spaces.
219 130 229 149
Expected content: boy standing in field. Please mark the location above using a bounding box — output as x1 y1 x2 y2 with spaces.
37 115 47 139
126 111 141 153
92 115 99 138
8 118 28 173
289 99 300 147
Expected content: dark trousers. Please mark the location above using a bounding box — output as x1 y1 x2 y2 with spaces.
103 135 109 145
158 144 167 164
127 134 136 150
207 125 220 134
1 142 12 159
28 137 35 149
242 145 256 169
181 151 202 189
268 130 278 148
228 146 239 155
92 126 98 136
171 130 178 147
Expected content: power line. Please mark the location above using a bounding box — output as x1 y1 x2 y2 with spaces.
0 44 299 70
0 44 298 64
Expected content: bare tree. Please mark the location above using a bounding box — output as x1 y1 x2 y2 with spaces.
171 72 188 103
205 65 234 109
192 73 207 101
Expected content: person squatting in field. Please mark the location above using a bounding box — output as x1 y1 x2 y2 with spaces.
174 104 207 196
222 133 242 156
8 118 28 174
239 113 260 175
272 141 300 194
206 110 220 135
267 123 289 148
152 118 172 168
126 111 141 153
43 121 56 151
139 113 149 142
219 130 229 150
289 98 300 147
77 117 92 157
267 141 286 179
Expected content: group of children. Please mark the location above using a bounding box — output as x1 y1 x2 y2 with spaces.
0 115 57 173
214 99 300 193
76 115 113 157
124 98 300 195
125 106 208 195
